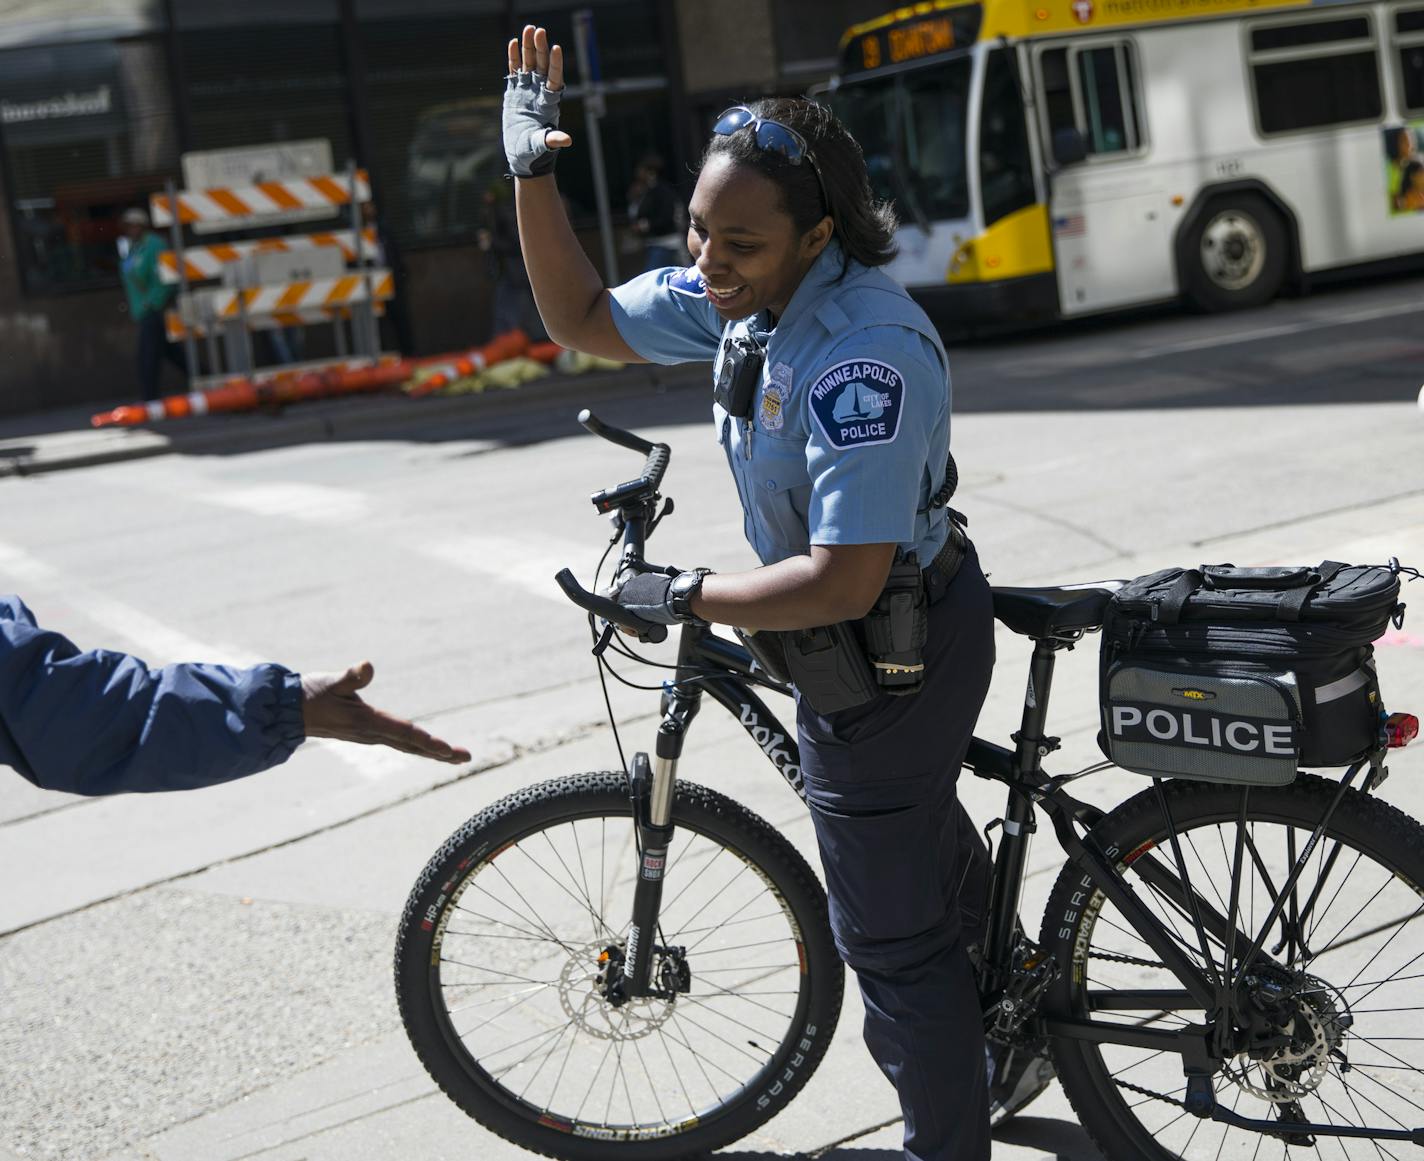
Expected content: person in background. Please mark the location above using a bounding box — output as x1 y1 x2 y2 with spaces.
477 182 548 340
119 207 187 402
627 153 685 271
1 594 469 797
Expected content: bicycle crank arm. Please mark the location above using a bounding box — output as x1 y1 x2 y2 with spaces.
1208 1103 1424 1146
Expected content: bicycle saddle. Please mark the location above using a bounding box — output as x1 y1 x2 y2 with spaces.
991 583 1121 639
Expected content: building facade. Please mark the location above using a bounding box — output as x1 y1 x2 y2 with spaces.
0 0 888 414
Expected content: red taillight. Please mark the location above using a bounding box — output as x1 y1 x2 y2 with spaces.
1385 712 1419 749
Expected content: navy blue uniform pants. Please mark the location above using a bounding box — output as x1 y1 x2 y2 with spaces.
137 310 188 401
797 548 996 1161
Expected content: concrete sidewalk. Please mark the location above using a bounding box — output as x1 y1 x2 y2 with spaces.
0 362 704 478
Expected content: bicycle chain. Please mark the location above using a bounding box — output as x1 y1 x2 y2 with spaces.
1113 1075 1188 1108
1087 949 1192 1108
1091 948 1169 970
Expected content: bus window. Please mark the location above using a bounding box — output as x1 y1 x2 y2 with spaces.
1248 14 1381 134
979 48 1036 225
1077 46 1132 153
1040 48 1076 145
1398 8 1424 112
1037 42 1142 159
832 55 973 223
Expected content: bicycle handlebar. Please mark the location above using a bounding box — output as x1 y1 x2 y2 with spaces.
556 410 676 644
578 409 670 507
554 568 669 644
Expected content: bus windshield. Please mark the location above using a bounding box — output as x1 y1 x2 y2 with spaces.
831 55 972 224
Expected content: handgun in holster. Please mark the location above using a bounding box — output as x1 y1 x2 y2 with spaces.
861 549 930 696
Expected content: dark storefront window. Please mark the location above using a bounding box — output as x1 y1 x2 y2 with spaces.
174 0 353 164
357 1 506 248
0 37 178 293
510 0 675 227
359 0 674 247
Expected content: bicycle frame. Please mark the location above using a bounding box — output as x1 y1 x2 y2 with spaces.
570 414 1420 1146
610 620 1424 1146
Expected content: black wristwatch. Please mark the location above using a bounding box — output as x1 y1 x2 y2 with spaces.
668 568 714 626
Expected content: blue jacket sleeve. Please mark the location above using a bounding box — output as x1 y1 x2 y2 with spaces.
0 595 306 796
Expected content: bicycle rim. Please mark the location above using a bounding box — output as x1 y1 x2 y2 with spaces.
417 783 819 1146
1047 776 1424 1161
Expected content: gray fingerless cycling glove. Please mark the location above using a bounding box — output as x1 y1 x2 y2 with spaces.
503 71 563 178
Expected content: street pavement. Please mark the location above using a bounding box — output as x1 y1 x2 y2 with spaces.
1 273 1423 1161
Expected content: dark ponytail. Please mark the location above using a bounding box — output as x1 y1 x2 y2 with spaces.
701 97 898 271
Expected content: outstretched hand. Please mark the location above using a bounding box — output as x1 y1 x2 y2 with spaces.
507 24 573 151
301 661 470 765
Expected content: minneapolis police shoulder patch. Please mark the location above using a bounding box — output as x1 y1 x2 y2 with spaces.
667 267 707 298
808 359 903 449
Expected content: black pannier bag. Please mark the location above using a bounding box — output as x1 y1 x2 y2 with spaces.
1099 562 1403 785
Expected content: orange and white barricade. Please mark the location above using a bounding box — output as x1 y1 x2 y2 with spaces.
164 303 387 343
158 228 379 284
152 159 392 382
149 171 370 228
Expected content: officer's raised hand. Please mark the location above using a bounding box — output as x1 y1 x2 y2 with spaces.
504 25 573 177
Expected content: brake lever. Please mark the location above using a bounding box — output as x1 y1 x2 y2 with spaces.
646 496 675 539
592 621 617 657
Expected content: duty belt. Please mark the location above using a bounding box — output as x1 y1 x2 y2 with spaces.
924 514 969 605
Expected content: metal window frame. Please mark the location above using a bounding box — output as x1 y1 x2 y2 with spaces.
1392 6 1424 114
1033 36 1148 164
1244 9 1383 138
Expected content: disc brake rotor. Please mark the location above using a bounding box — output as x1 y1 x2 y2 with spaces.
1226 973 1351 1102
557 939 675 1041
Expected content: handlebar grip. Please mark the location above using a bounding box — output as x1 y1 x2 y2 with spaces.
554 568 669 644
579 409 654 456
642 443 670 490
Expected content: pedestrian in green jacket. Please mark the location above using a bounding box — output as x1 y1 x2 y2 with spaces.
120 207 186 401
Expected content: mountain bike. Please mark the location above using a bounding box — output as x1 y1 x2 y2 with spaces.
396 411 1424 1160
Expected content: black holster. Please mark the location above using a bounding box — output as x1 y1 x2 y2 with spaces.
861 550 930 696
781 621 878 714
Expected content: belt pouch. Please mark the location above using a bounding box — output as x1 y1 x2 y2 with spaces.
783 621 878 714
734 626 793 685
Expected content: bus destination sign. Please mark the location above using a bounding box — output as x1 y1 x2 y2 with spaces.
842 4 984 73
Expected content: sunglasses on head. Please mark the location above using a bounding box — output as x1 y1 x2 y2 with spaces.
712 106 829 214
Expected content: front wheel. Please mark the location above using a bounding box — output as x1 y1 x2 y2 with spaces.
395 771 844 1161
1042 774 1424 1161
1181 194 1288 312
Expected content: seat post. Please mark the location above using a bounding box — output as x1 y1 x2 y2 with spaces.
1013 638 1061 779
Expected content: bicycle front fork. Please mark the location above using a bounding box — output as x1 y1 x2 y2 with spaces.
608 691 700 1003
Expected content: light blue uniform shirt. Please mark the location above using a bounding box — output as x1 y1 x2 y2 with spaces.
608 241 952 567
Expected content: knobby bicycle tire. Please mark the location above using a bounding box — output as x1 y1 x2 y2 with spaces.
395 771 844 1161
1041 773 1424 1161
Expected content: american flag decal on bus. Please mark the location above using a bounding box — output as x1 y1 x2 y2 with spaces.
1054 213 1087 237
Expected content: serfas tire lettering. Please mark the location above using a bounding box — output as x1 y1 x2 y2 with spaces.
756 1023 819 1110
1063 844 1121 984
739 703 803 795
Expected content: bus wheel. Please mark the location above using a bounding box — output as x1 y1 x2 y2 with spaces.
1181 194 1287 312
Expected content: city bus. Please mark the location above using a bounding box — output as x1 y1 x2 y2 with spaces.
825 0 1424 324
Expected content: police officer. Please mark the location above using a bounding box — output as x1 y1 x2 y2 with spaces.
502 25 1048 1161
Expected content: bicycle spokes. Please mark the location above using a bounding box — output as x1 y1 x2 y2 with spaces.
432 814 808 1131
1072 791 1424 1157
